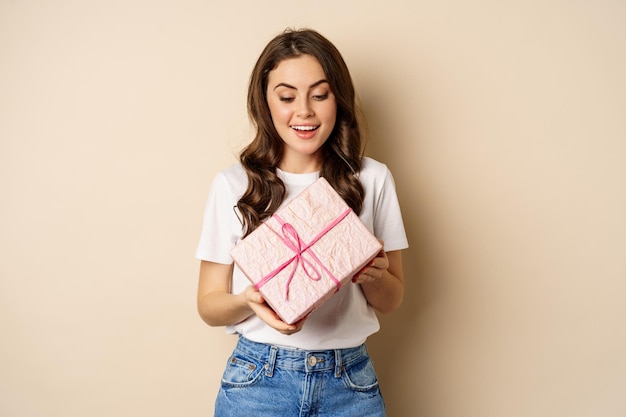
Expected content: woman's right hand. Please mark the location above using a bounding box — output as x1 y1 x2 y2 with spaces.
197 261 307 334
242 285 307 335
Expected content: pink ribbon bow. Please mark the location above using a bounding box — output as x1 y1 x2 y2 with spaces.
254 208 352 300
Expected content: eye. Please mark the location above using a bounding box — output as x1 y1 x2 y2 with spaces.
279 97 295 103
312 93 329 101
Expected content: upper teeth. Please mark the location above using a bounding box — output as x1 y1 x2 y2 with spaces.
292 125 317 131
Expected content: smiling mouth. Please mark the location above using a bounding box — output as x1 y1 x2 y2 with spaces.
290 125 319 131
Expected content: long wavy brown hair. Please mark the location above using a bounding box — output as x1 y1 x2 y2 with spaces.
237 28 366 237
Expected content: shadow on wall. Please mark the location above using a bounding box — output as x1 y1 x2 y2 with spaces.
366 160 438 415
367 208 437 415
360 77 441 415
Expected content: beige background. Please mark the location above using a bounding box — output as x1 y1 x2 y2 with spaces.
1 1 625 416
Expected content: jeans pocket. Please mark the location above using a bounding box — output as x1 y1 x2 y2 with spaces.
221 354 264 388
342 356 380 393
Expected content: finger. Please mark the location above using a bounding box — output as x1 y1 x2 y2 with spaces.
278 321 304 335
352 271 374 284
244 285 265 304
253 304 298 333
249 299 309 334
352 265 368 283
282 317 307 335
370 252 389 270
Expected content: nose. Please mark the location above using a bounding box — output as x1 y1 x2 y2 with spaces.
297 98 314 117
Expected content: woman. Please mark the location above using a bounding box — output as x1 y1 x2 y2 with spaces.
196 28 408 416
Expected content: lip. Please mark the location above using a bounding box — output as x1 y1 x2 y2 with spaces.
290 124 320 139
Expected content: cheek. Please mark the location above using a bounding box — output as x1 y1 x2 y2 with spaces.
323 106 337 125
322 100 338 123
268 102 291 124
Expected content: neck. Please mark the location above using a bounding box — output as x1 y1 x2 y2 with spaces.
278 156 321 174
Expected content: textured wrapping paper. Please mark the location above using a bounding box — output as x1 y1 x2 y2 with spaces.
230 177 382 324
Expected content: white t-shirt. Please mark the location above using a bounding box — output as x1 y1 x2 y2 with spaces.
195 157 408 349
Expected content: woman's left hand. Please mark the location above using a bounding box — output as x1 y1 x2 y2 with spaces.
352 240 389 284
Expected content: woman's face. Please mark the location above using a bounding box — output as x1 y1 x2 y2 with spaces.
266 54 337 173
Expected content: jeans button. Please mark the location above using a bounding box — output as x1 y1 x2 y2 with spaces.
308 356 317 367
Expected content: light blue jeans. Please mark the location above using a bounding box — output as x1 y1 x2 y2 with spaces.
214 336 386 416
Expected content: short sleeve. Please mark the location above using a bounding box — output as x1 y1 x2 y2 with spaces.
194 172 241 264
373 168 409 252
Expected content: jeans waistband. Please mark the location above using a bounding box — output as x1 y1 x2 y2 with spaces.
234 336 368 377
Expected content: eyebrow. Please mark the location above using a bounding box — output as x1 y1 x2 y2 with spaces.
273 79 329 91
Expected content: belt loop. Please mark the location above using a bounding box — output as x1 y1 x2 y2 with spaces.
265 345 278 377
334 349 342 378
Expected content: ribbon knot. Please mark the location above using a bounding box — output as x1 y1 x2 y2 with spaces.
279 223 322 299
253 208 352 300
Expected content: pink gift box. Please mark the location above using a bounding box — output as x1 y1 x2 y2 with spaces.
230 177 382 324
